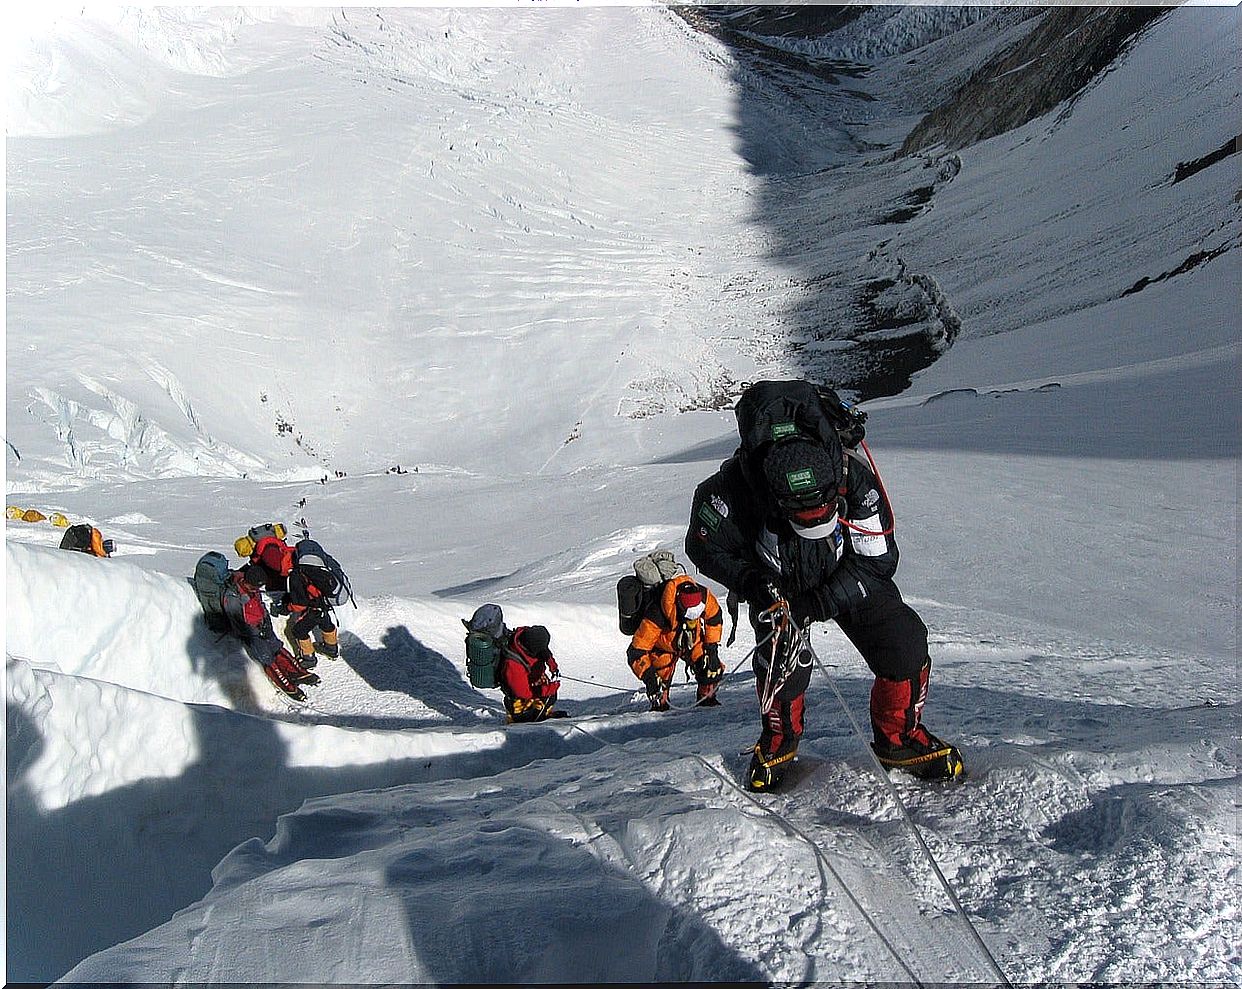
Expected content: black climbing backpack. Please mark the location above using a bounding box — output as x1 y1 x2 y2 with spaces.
617 551 680 636
293 538 354 608
192 552 231 633
616 575 651 636
735 380 866 458
59 524 95 553
59 523 111 556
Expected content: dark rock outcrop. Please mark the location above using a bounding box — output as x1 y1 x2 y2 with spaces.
900 6 1169 155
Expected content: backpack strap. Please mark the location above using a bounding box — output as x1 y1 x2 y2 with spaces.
505 638 538 672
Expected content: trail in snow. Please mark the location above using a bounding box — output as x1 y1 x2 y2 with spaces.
9 537 1238 983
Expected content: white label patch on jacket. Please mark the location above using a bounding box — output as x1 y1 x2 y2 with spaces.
850 515 887 557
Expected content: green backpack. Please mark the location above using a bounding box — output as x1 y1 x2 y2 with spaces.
465 631 502 689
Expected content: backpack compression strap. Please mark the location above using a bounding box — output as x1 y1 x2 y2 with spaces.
505 631 539 671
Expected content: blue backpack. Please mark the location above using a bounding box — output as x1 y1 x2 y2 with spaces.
192 551 231 632
293 539 355 608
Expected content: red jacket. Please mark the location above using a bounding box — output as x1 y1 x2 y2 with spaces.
220 571 281 665
500 626 560 700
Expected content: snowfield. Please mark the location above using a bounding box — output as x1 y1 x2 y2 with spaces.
5 5 1238 985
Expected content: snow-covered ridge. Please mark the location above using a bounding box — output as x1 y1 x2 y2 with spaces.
9 539 1236 985
7 6 758 484
6 8 336 138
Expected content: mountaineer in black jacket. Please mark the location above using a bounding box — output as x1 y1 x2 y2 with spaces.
685 380 963 791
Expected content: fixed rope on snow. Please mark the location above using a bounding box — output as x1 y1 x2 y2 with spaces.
561 717 926 985
528 612 1009 981
636 594 1009 984
557 672 637 693
561 626 769 706
806 640 1014 989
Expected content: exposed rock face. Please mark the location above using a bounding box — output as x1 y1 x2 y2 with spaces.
679 4 868 41
900 6 1169 155
673 4 1188 400
684 6 1171 158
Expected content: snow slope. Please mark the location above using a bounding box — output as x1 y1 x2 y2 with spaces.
5 5 1238 985
7 5 763 485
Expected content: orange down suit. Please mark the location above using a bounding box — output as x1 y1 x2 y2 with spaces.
627 575 723 686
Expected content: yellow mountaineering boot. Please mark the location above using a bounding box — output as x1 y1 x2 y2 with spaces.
746 744 797 793
316 627 340 659
293 637 318 671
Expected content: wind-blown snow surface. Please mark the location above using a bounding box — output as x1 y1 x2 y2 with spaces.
5 6 1239 986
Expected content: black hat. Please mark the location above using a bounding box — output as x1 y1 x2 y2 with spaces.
241 563 267 588
519 625 552 659
761 440 839 508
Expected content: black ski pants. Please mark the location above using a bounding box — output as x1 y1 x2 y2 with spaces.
749 612 813 761
833 579 929 682
288 607 335 641
748 578 929 757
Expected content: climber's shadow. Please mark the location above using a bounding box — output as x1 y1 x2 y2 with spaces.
338 626 494 723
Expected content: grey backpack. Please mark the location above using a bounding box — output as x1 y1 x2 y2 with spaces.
293 538 354 608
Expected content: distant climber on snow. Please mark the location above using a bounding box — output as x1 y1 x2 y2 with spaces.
685 379 963 792
59 523 114 558
622 551 724 711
